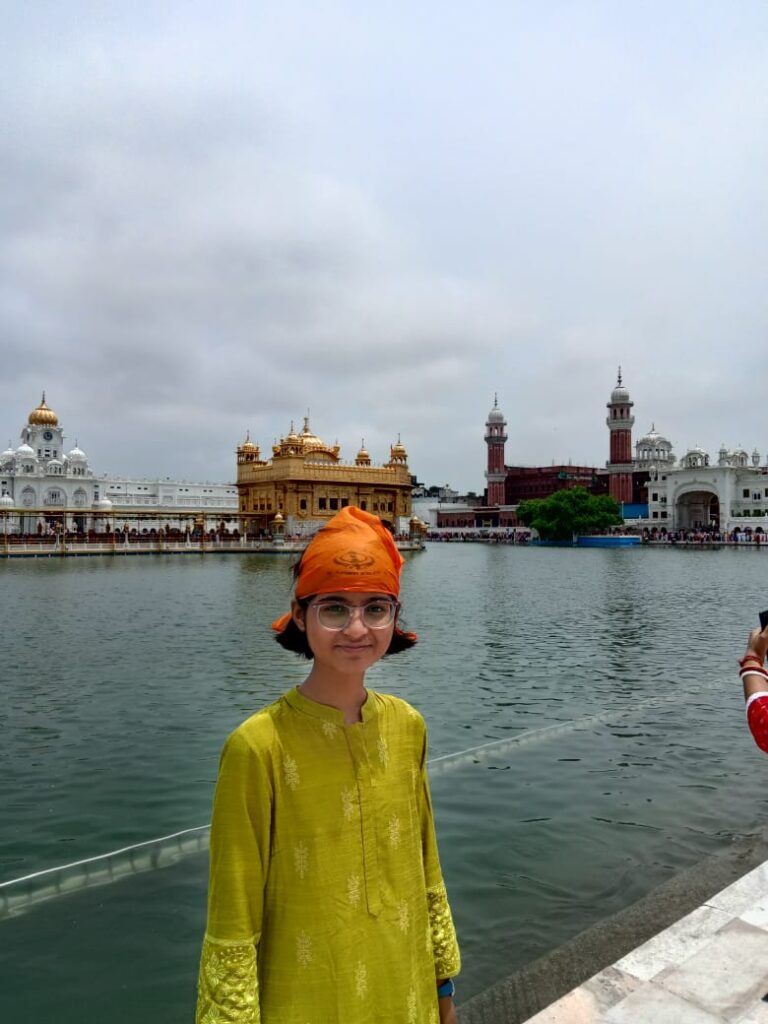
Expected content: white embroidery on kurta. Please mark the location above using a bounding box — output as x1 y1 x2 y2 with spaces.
388 814 401 848
200 1007 223 1024
407 990 418 1024
322 720 337 738
397 899 410 933
347 873 361 907
294 842 309 879
296 930 313 966
377 735 389 767
355 961 368 997
341 787 355 821
283 755 300 791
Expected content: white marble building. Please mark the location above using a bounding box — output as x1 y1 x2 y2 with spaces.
636 424 768 531
0 396 238 532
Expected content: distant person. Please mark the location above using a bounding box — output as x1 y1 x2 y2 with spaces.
739 624 768 752
196 506 460 1024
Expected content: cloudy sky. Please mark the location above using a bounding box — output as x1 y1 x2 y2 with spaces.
2 1 766 492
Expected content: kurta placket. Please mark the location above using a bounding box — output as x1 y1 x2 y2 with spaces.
344 711 382 917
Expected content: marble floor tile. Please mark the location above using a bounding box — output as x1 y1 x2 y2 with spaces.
582 967 643 1012
656 919 768 1022
739 895 768 932
614 904 733 982
707 864 768 916
521 968 641 1024
523 987 603 1024
601 982 725 1024
734 1001 768 1024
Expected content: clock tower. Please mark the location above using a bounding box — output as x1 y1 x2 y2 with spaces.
22 393 65 467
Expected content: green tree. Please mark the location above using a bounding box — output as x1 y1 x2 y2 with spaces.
517 487 623 541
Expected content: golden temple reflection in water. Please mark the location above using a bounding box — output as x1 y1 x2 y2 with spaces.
236 416 413 534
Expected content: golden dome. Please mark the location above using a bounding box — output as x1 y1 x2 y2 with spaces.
390 435 407 461
300 416 325 451
239 430 257 452
355 439 371 465
28 393 58 426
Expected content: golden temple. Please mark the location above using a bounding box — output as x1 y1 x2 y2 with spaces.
236 416 412 534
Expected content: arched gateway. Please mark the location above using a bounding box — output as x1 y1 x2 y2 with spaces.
675 489 720 530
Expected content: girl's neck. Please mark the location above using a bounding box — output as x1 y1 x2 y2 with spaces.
299 666 367 725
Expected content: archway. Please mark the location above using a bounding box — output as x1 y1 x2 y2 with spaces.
676 490 720 530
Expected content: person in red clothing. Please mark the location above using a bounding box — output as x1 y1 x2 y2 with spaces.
739 625 768 752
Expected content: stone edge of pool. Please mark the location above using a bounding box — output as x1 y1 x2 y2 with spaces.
459 826 768 1024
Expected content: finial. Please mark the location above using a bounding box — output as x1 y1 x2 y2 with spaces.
289 420 295 434
617 366 622 386
361 438 365 448
494 392 498 407
42 390 46 404
303 414 310 432
397 432 401 444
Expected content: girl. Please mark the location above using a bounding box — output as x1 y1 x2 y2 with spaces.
196 506 460 1023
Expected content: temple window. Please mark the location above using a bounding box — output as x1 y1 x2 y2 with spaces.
299 499 307 510
360 500 367 510
341 497 349 507
329 498 338 510
319 497 327 510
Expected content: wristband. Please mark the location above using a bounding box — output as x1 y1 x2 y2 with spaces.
437 979 455 998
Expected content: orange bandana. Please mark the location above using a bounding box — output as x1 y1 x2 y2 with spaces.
271 506 405 632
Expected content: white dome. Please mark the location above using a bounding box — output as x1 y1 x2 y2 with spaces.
92 496 113 510
610 384 630 403
638 426 671 448
16 442 36 459
0 492 14 506
66 445 87 462
2 443 14 460
487 395 505 422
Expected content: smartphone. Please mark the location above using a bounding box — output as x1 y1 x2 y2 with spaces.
760 610 768 631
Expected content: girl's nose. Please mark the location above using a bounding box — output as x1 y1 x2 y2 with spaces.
342 609 368 636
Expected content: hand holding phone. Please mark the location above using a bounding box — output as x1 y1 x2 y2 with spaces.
760 610 768 632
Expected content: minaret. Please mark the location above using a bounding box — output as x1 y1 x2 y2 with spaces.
606 368 635 505
485 395 508 506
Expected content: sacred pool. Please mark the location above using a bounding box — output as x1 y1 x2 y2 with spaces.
1 545 765 1021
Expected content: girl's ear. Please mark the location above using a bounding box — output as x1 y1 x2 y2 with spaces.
291 599 306 632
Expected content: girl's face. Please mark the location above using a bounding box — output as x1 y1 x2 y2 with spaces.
292 592 397 677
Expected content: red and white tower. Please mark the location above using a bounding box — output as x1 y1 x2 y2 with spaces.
606 368 635 505
485 395 507 506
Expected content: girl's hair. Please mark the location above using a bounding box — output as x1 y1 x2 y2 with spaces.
275 554 417 658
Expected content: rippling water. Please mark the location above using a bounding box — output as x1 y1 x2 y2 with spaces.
2 546 767 1020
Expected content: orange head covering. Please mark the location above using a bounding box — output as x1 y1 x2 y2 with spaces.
271 506 407 633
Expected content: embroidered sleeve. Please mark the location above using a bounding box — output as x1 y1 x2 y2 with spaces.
426 880 461 977
196 938 259 1024
197 728 273 1022
417 718 461 978
747 693 768 753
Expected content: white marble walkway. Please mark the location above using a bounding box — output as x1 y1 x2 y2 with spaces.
522 861 768 1024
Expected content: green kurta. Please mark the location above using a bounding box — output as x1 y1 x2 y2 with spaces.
196 687 460 1024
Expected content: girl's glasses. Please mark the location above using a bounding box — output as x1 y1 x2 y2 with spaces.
310 598 398 631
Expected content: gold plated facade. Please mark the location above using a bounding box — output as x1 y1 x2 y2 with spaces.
236 417 412 532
